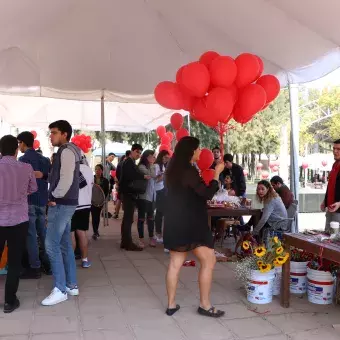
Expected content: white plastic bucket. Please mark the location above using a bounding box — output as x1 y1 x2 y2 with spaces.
290 261 308 294
273 266 282 296
247 269 275 304
307 268 335 305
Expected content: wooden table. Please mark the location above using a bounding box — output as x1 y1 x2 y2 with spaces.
281 233 340 308
207 206 262 228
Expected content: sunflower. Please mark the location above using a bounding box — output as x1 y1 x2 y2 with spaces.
254 246 266 257
242 241 250 250
273 236 279 244
276 246 284 255
257 260 264 267
276 253 289 265
273 259 282 267
259 263 272 273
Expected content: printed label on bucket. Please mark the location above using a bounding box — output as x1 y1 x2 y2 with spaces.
290 272 307 293
247 280 273 304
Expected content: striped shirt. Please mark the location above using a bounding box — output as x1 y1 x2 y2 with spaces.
0 156 38 226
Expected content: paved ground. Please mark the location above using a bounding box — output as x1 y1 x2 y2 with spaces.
0 214 339 340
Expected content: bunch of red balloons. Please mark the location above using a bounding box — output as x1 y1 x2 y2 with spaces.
197 149 215 185
154 51 280 127
71 134 92 154
156 125 173 155
31 131 40 150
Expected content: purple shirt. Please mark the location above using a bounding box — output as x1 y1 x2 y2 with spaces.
0 156 37 226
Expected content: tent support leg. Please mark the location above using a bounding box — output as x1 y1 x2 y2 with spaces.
288 83 300 232
101 91 109 227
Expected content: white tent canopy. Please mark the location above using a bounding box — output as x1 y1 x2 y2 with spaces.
0 95 180 132
1 0 340 98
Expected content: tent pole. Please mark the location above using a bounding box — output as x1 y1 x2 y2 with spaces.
288 83 300 232
101 90 109 227
187 114 191 134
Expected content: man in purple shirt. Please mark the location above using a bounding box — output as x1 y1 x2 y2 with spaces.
0 135 37 313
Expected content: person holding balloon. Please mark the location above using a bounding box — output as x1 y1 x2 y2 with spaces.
163 136 225 318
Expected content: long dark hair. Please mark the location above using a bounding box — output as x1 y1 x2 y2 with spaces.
139 149 155 168
166 136 200 189
257 180 278 203
156 150 169 171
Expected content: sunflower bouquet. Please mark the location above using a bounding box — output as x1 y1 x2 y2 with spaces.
236 236 289 285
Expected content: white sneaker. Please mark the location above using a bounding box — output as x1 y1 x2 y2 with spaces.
41 288 68 306
66 286 79 296
155 235 163 244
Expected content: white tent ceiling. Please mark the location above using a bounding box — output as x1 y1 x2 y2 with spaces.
1 0 340 131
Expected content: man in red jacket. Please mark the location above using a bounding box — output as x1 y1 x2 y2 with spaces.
321 139 340 232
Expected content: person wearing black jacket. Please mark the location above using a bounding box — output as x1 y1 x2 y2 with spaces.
220 154 246 197
119 144 150 251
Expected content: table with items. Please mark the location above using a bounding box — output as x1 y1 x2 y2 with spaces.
281 232 340 308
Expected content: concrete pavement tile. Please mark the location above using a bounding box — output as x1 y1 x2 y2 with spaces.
224 316 281 338
81 313 128 332
31 333 81 340
84 329 135 340
289 327 340 340
0 311 32 336
31 315 79 334
266 313 325 334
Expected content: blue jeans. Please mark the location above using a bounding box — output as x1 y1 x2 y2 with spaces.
45 205 77 292
27 205 48 269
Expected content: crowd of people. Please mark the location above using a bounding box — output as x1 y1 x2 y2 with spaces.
1 118 339 318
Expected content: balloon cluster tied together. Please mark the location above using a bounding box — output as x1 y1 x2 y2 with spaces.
71 134 92 154
155 51 280 127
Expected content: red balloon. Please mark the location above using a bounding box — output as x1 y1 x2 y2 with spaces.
256 163 263 169
166 131 174 142
154 81 185 110
159 144 170 152
262 171 269 179
156 126 166 138
180 62 210 97
254 55 264 79
322 160 327 167
110 170 116 178
33 140 40 149
170 113 184 130
233 84 267 124
181 92 195 112
176 128 189 141
176 66 184 84
256 75 280 104
197 148 214 171
206 87 234 122
199 51 220 69
201 169 215 185
210 56 237 88
228 84 238 104
243 169 249 176
235 53 260 88
192 99 218 127
161 135 170 145
272 165 279 172
168 150 173 157
31 130 37 139
269 161 275 169
302 162 309 170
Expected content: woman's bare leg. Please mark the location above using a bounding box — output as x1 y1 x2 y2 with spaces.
192 246 216 309
166 251 187 308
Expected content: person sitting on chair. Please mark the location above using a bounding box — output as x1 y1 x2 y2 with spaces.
270 176 294 209
249 180 288 242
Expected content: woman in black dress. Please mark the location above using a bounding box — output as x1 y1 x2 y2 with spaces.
164 136 225 318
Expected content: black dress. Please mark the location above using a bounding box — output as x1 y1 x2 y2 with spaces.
164 166 219 252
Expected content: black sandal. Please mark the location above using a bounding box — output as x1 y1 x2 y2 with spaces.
166 304 180 316
197 306 225 318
